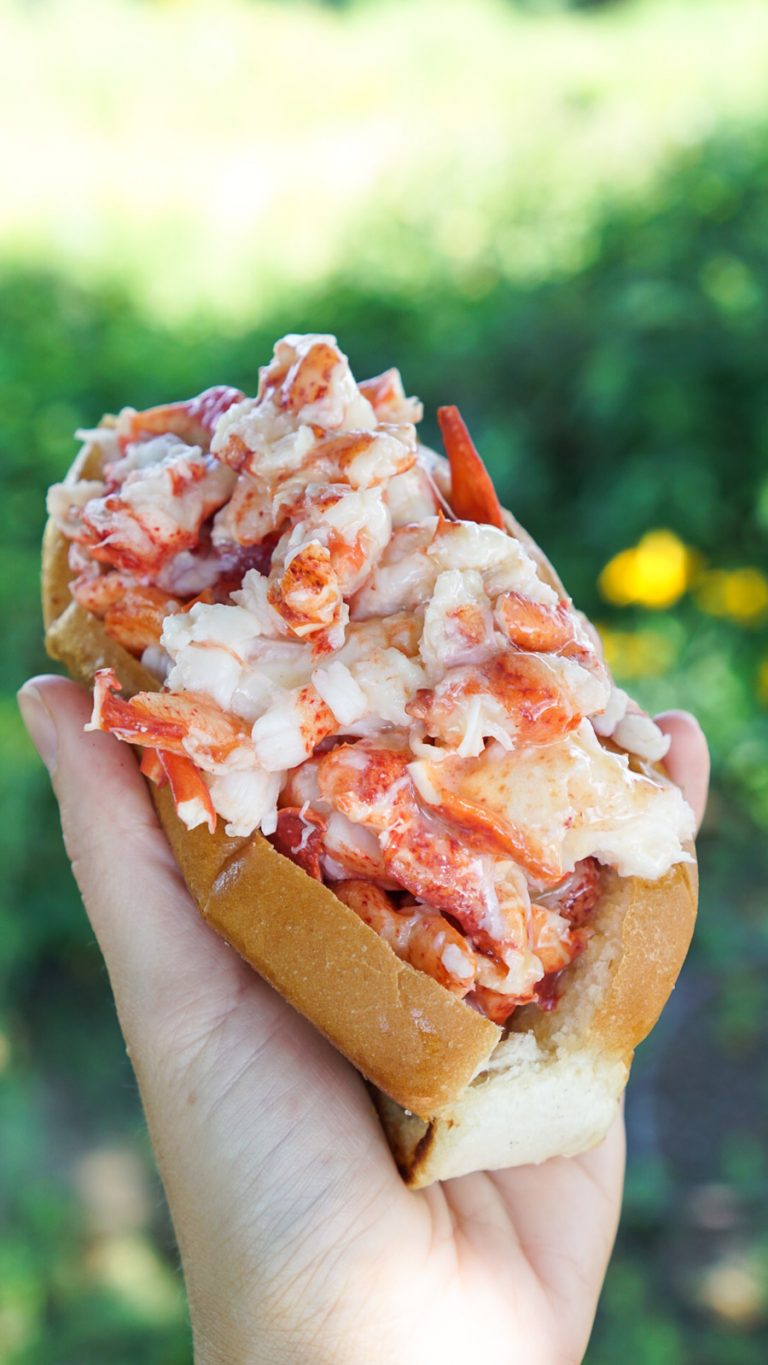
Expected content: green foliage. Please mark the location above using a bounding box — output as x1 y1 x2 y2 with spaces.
3 76 768 1365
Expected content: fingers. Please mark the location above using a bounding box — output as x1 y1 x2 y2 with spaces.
654 709 710 832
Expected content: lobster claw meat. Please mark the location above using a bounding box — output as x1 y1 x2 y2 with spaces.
156 749 217 833
139 747 167 786
140 745 217 833
437 405 505 530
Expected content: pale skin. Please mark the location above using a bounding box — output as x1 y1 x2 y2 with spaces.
18 677 709 1365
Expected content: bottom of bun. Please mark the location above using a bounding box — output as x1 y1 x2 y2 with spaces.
376 1043 628 1187
375 852 696 1186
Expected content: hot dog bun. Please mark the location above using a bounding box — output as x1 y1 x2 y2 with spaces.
42 429 697 1186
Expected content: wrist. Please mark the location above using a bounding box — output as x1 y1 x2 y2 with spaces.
192 1320 373 1365
189 1282 380 1365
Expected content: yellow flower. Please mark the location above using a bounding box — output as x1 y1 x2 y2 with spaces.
694 568 768 626
598 530 694 610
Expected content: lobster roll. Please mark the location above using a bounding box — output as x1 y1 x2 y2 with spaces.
43 334 697 1187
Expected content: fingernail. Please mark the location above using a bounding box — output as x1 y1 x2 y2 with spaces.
17 683 58 773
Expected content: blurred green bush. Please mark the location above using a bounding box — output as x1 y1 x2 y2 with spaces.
2 120 768 1365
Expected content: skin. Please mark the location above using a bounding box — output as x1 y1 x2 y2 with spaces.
18 678 709 1365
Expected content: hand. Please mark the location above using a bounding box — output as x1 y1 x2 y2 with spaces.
18 679 709 1365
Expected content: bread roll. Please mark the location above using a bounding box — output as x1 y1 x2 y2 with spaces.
42 421 697 1186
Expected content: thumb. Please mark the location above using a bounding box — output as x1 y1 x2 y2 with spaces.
18 674 401 1315
16 674 243 1044
16 675 385 1162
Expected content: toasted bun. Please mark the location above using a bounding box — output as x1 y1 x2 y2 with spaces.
42 431 698 1183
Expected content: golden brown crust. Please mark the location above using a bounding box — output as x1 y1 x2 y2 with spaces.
46 601 159 695
589 858 698 1054
42 429 698 1152
42 518 77 630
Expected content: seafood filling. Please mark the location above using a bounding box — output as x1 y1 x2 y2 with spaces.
49 333 696 1025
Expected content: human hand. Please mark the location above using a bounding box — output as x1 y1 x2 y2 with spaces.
18 678 709 1365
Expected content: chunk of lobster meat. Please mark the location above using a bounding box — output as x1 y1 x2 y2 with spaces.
138 746 217 833
382 810 501 947
323 617 426 734
467 921 546 1022
317 740 523 947
421 722 695 884
386 461 440 527
408 755 564 884
139 747 167 786
332 880 476 997
429 516 557 603
161 750 217 833
321 810 392 883
116 385 244 452
80 445 236 576
358 369 424 425
88 669 253 769
308 424 418 490
250 684 338 771
406 651 583 756
46 478 106 540
496 591 607 684
403 906 477 996
351 521 439 619
211 472 276 549
316 740 412 832
153 544 233 598
72 572 183 656
437 405 505 530
468 984 530 1027
279 756 326 810
535 857 602 928
337 613 423 665
527 905 589 976
419 568 497 680
259 334 376 430
592 686 671 763
466 893 586 1023
352 515 555 621
269 806 326 880
276 484 392 598
495 591 576 653
267 541 345 644
206 767 282 839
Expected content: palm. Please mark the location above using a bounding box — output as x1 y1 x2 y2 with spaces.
155 921 623 1365
26 679 706 1365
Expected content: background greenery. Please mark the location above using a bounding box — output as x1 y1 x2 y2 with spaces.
2 0 768 1359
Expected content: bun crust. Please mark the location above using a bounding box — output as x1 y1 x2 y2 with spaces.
42 432 698 1181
